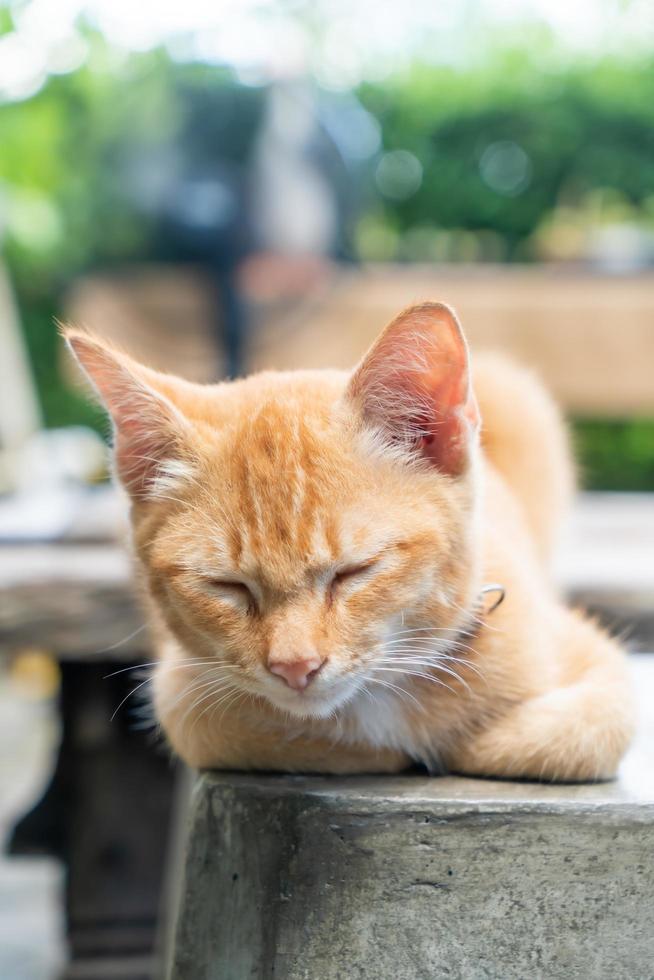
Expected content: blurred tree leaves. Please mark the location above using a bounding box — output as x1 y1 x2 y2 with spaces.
357 49 654 258
0 6 14 36
573 419 654 493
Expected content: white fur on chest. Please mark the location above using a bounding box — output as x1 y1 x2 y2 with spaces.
345 686 437 767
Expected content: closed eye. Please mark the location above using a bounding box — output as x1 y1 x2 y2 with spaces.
206 579 256 611
331 560 379 591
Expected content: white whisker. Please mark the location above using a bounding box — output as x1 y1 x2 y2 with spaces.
365 674 424 710
110 677 152 722
96 625 149 655
371 665 462 696
180 678 237 731
103 658 222 679
189 681 242 736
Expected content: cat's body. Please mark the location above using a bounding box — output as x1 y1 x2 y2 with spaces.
67 304 634 780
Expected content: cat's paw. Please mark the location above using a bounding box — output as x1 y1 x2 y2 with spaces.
447 679 635 783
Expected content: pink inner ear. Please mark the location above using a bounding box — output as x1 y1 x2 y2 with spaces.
418 405 475 475
348 302 479 477
112 411 177 496
406 377 478 476
66 331 185 497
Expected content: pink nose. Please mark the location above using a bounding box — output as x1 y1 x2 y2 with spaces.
268 655 325 691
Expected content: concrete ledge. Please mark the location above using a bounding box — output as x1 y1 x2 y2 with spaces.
170 658 654 980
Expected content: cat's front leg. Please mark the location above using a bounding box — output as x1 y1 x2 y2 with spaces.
445 613 635 782
171 717 411 774
182 730 411 774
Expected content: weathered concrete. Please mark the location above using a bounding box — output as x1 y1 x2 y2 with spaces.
171 657 654 980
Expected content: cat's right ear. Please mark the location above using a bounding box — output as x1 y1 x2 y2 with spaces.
63 328 196 498
345 302 480 477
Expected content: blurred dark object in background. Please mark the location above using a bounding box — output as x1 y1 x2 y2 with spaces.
62 74 373 381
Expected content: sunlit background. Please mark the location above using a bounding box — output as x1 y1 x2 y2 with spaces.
1 1 654 978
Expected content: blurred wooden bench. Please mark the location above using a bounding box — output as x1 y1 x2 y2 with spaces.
65 267 223 383
250 263 654 416
65 261 654 415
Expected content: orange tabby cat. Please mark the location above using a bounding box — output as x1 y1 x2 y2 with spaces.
66 303 634 780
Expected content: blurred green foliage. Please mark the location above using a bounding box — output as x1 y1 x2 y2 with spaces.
1 35 259 431
573 419 654 493
1 34 653 489
357 48 654 260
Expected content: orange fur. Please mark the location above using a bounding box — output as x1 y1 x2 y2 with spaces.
65 304 634 781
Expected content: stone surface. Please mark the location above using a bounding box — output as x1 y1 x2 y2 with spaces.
170 657 654 980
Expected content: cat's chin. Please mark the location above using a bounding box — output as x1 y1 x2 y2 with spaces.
258 677 362 721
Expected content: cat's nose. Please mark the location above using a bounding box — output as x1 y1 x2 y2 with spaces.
268 655 325 691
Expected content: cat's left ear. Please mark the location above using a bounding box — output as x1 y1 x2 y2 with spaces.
64 328 197 498
346 302 480 476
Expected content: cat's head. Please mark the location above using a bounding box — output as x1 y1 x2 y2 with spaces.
66 303 482 719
